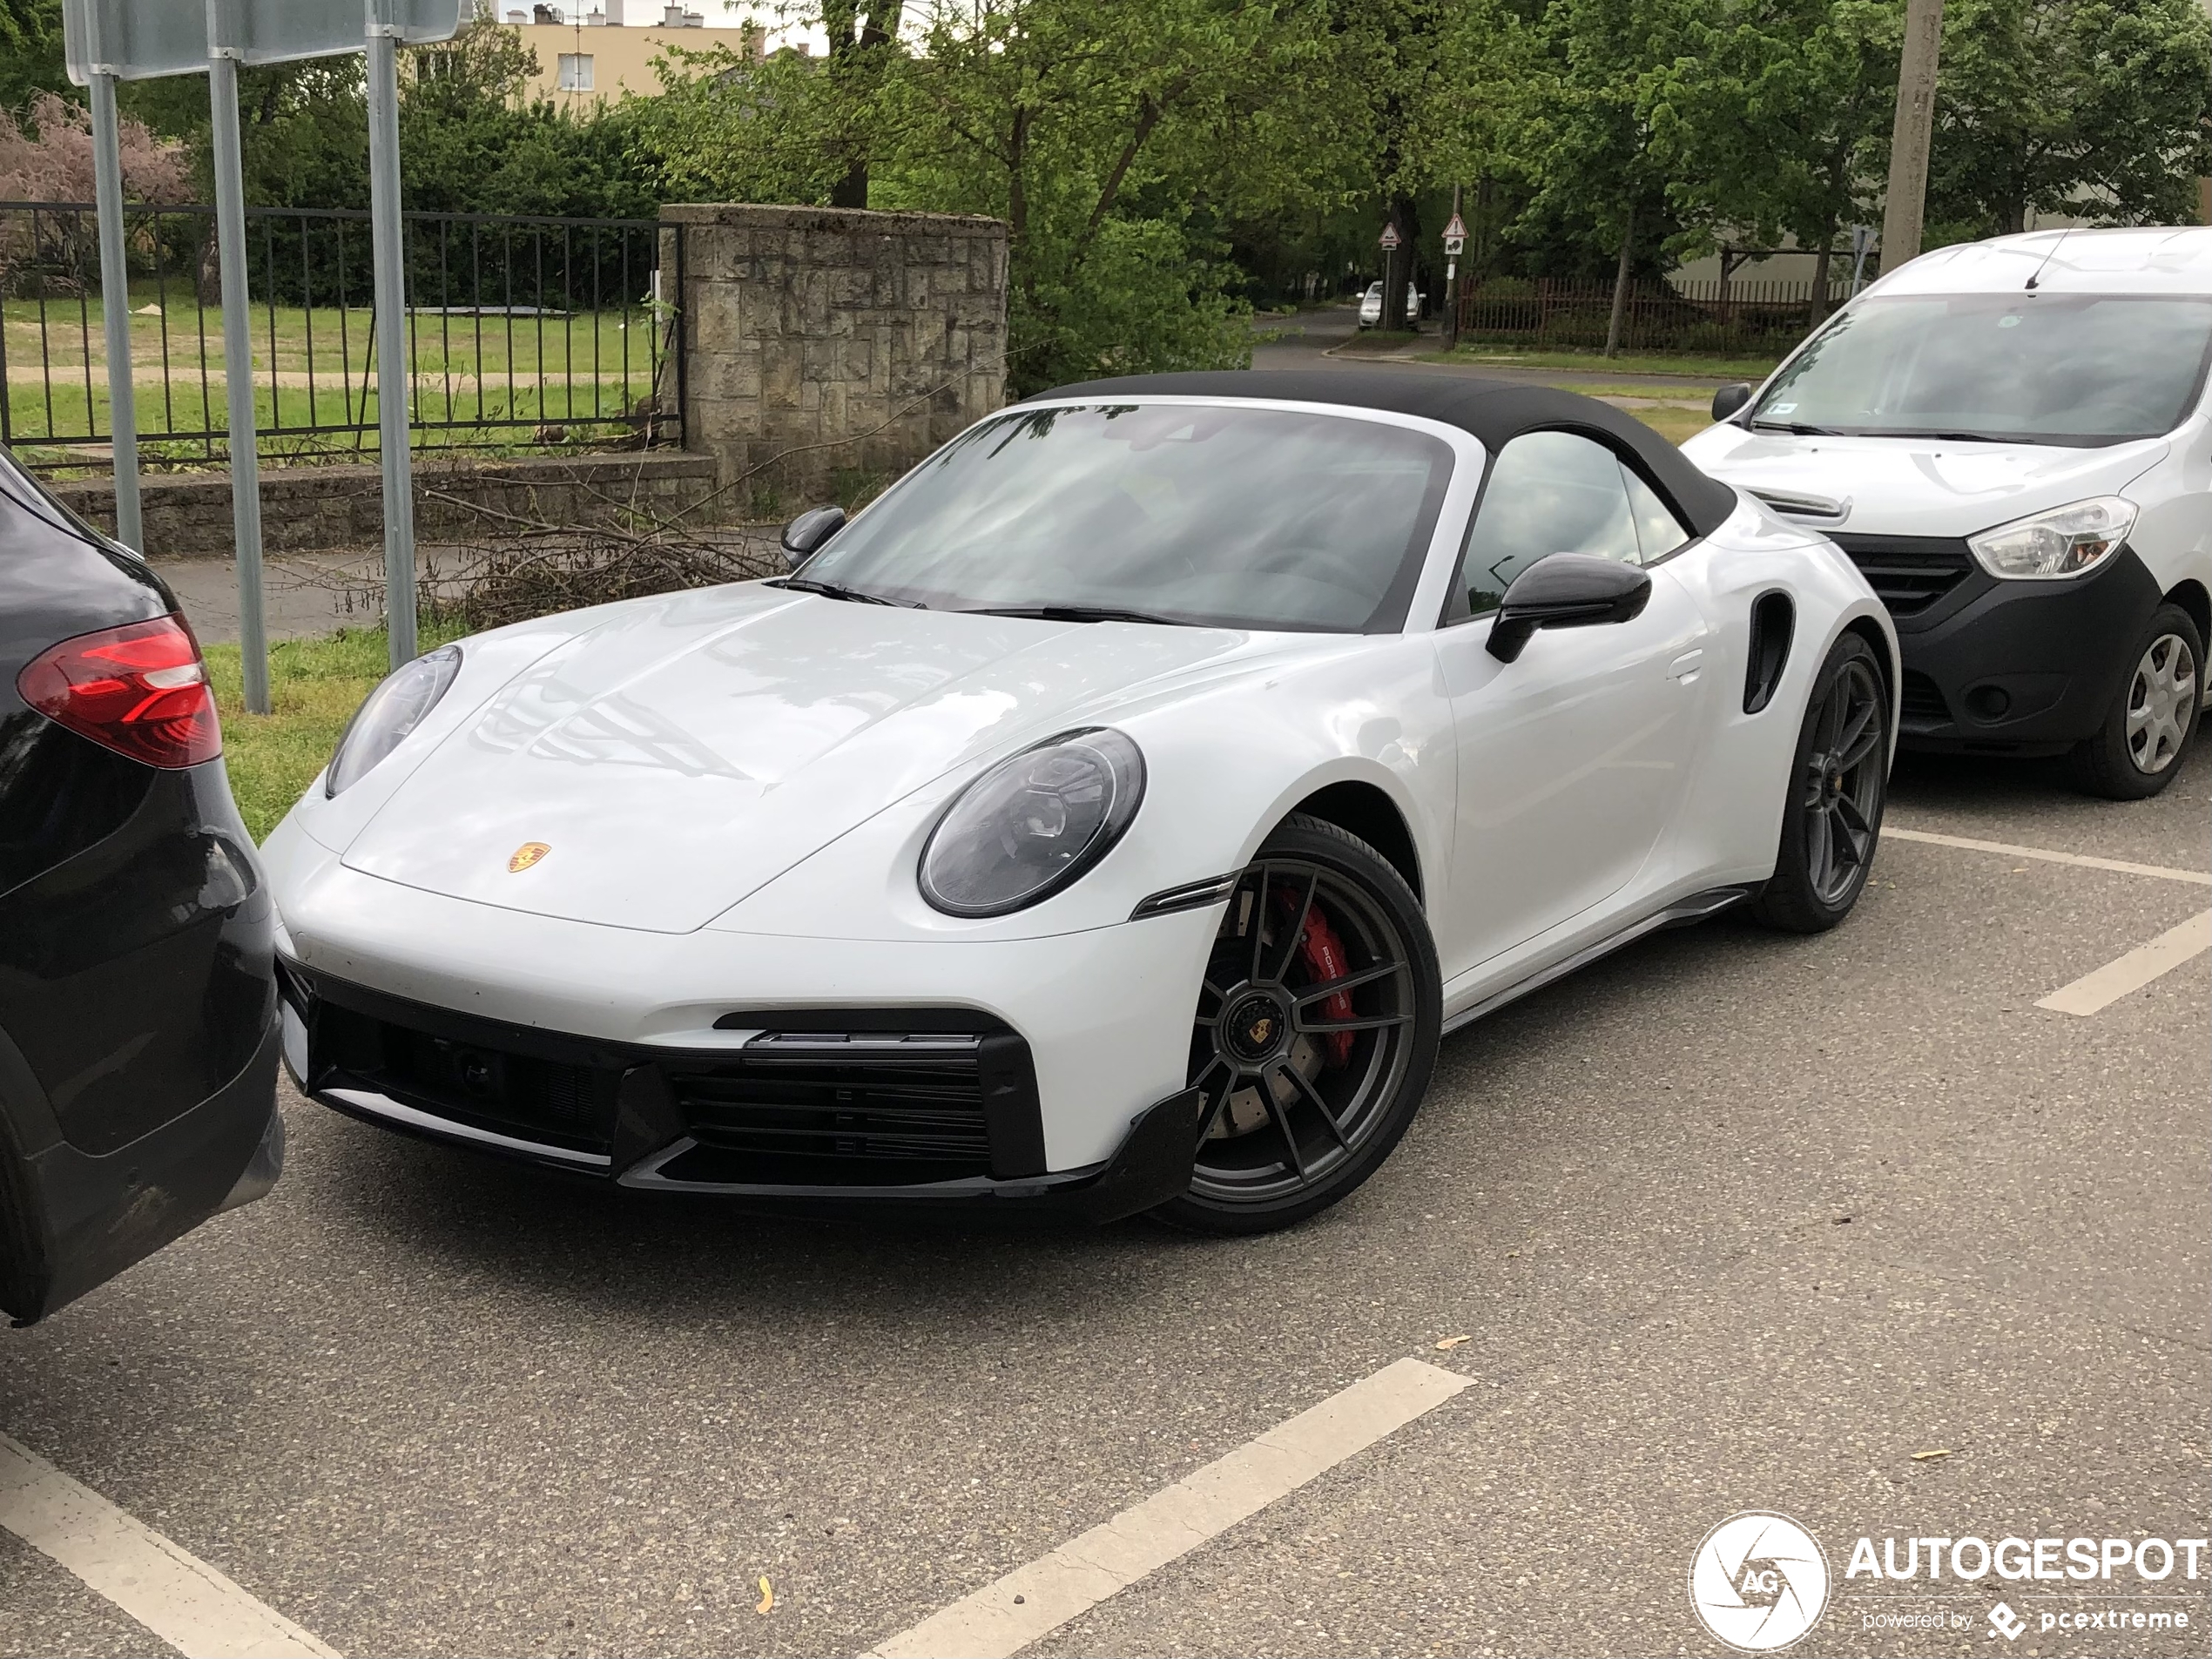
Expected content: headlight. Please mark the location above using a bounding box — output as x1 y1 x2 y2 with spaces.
324 644 462 796
1967 496 2136 581
919 728 1145 917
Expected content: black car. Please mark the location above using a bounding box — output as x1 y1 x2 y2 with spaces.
0 446 281 1325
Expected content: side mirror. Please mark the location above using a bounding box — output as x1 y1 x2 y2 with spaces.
1711 382 1754 422
1486 553 1653 664
779 504 846 567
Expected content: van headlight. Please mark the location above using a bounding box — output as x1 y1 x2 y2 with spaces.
1967 496 2136 581
920 729 1145 917
325 644 462 795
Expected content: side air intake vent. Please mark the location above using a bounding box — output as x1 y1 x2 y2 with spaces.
1743 590 1795 714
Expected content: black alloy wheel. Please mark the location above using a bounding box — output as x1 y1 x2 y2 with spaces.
1753 633 1890 933
1153 814 1440 1235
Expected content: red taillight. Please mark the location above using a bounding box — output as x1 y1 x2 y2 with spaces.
17 614 221 769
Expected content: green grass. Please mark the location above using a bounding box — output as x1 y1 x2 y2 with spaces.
1427 345 1784 381
206 623 463 841
6 282 663 470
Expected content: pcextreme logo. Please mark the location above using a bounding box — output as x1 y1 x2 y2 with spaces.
1689 1511 1831 1652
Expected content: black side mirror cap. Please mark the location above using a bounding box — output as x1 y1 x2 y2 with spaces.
779 504 847 567
1486 552 1653 663
1711 382 1754 422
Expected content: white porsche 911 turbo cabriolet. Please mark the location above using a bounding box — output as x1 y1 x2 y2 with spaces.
265 370 1897 1233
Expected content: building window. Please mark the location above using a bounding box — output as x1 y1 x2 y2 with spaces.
556 53 595 91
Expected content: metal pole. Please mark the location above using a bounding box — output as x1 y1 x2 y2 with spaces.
1880 0 1944 271
206 31 269 713
88 65 142 553
367 0 418 667
1442 182 1461 354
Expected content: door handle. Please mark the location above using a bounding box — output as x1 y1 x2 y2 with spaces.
1667 649 1704 683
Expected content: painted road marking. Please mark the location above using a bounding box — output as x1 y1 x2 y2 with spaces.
863 1356 1471 1659
0 1431 337 1659
2037 910 2212 1016
1885 827 2211 887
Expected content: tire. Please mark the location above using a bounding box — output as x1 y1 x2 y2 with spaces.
1752 631 1889 934
1151 813 1441 1236
2067 604 2202 801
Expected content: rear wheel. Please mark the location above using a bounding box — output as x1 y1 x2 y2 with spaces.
1753 633 1889 934
2068 604 2201 800
1151 814 1440 1236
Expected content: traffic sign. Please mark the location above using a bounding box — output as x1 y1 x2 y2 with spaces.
1442 212 1467 257
64 0 461 84
1379 223 1401 251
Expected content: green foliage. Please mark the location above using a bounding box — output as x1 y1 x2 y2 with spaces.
0 0 71 113
1925 0 2212 238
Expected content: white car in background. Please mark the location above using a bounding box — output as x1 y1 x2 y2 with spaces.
1358 281 1422 328
265 371 1892 1235
1686 226 2212 798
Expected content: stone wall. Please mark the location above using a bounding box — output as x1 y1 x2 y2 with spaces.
665 204 1008 502
51 451 721 560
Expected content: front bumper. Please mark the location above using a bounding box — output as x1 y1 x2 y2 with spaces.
1842 537 2163 753
279 961 1203 1220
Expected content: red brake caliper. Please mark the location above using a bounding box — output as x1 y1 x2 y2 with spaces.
1283 892 1356 1067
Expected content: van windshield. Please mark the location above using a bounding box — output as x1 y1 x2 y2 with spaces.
1748 293 2212 447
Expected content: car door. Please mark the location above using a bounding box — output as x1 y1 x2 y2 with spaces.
1432 428 1714 981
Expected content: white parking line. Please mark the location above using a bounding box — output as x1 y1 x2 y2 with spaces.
1885 826 2212 887
0 1431 337 1659
2037 910 2212 1016
862 1357 1471 1659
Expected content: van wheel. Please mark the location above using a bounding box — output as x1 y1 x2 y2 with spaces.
2069 604 2202 800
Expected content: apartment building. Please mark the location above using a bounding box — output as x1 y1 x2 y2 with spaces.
499 3 765 105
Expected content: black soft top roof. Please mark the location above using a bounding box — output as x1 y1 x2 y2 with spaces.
1029 368 1741 539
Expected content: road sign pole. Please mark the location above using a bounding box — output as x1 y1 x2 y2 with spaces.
206 34 269 714
367 0 418 667
87 64 142 554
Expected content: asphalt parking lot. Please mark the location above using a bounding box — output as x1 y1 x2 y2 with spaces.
3 742 2206 1659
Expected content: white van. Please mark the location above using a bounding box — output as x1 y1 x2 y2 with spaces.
1684 227 2211 798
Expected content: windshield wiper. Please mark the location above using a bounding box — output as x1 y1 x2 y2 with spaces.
1750 420 1841 436
968 604 1190 626
767 577 921 607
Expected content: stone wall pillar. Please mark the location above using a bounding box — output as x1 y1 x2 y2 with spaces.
662 203 1009 505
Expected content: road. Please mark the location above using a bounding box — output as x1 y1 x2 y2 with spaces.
1251 305 1734 395
2 736 2205 1657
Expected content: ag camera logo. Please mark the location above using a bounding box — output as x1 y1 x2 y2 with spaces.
1690 1511 1831 1651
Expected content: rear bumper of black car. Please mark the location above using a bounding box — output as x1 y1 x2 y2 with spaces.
0 1019 280 1325
1834 536 2162 755
279 959 1204 1223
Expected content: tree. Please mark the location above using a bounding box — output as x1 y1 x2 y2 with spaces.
1925 0 2212 237
640 0 1369 392
1656 0 1899 316
821 0 905 206
0 0 71 114
1515 0 1698 354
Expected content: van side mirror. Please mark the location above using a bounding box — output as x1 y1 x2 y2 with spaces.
1711 382 1754 422
779 505 846 566
1486 553 1653 664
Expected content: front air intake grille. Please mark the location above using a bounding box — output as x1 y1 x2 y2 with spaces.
1830 533 1977 618
314 1001 615 1156
664 1033 1006 1185
1898 670 1950 730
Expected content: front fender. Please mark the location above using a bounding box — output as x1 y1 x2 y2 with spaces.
705 631 1455 944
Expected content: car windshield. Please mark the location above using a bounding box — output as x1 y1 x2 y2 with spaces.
797 402 1455 631
1748 293 2212 446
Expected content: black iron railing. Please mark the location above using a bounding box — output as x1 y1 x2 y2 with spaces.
1456 277 1849 358
0 200 681 469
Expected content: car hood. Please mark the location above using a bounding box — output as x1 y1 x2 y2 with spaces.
1680 426 2168 538
340 583 1265 934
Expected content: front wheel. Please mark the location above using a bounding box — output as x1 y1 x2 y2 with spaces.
1752 632 1890 934
2067 604 2202 800
1151 814 1440 1236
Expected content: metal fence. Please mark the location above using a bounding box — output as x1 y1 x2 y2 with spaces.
0 200 681 470
1457 278 1847 357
